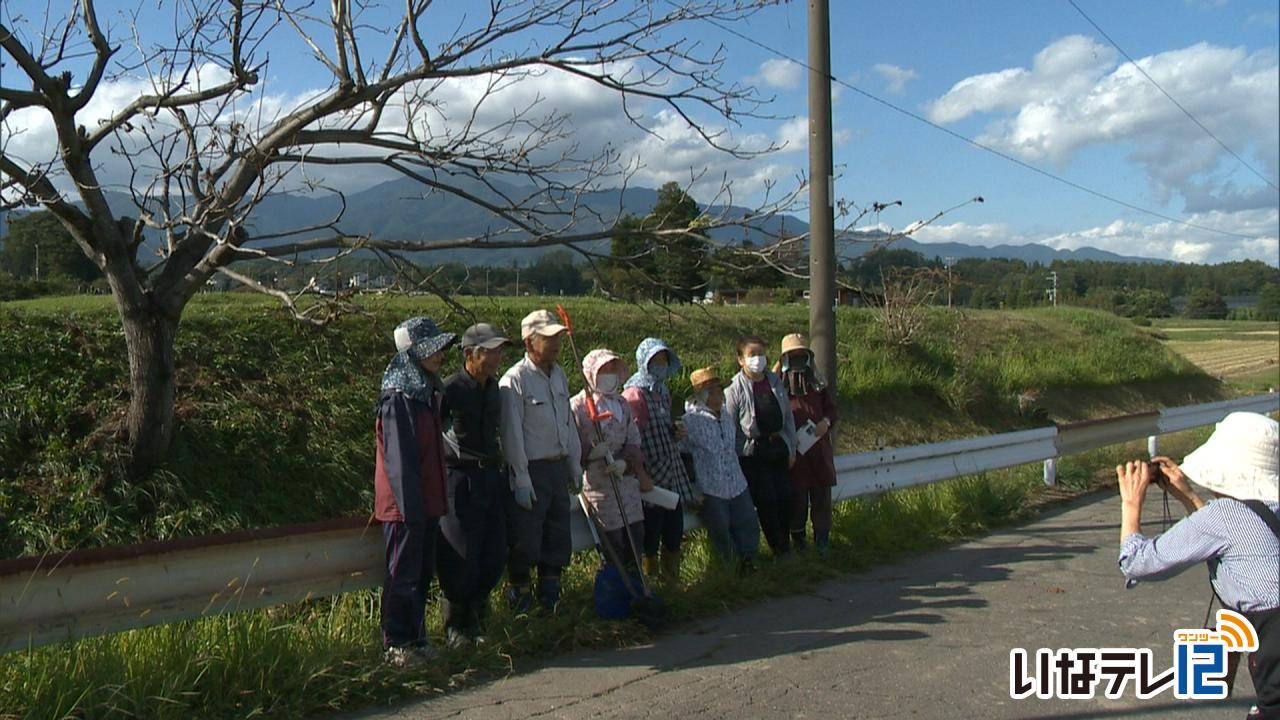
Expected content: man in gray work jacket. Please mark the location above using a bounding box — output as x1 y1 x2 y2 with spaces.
499 309 583 612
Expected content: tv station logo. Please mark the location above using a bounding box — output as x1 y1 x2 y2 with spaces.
1009 609 1257 700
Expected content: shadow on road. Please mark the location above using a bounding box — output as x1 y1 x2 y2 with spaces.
547 541 1092 672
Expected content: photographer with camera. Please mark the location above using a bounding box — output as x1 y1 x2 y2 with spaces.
1116 412 1279 719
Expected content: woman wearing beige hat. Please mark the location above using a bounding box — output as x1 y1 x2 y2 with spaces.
1116 412 1279 719
681 367 761 571
776 333 839 556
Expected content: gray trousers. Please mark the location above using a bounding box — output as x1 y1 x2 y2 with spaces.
506 458 572 584
698 488 760 563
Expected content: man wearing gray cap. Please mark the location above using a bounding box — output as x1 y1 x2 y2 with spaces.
498 309 583 612
438 323 511 648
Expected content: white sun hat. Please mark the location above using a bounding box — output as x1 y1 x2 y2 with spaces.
1179 412 1279 502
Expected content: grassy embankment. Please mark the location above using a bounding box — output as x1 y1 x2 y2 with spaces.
0 294 1235 719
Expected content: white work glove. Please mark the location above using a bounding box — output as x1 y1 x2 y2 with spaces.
512 485 537 511
588 443 610 462
607 459 627 477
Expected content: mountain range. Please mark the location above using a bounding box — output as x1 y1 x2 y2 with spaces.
4 177 1164 266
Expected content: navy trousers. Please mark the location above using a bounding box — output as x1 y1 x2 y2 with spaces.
381 518 439 648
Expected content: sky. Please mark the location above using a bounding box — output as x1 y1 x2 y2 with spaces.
2 0 1277 265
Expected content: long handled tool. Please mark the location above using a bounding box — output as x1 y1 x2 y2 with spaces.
556 304 656 600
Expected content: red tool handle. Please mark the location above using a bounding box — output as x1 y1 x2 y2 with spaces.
556 304 613 422
555 304 573 335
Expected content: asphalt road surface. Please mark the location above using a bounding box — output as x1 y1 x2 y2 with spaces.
344 489 1260 720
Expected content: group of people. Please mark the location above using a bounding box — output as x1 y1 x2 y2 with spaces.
370 305 1278 720
372 309 840 667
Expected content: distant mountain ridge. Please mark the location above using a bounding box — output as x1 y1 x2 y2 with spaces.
3 177 1165 266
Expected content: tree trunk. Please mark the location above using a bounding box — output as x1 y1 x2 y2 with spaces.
120 304 179 479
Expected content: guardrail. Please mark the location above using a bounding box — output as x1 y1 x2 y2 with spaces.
2 392 1275 655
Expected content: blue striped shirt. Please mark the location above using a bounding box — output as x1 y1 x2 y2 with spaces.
1119 498 1280 613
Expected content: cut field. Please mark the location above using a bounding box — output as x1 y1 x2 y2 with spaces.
1153 319 1279 392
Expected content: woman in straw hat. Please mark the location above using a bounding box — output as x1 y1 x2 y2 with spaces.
1116 412 1279 718
776 333 839 556
681 366 761 572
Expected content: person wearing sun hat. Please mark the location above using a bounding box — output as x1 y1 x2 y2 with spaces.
498 309 583 613
681 366 760 572
373 316 457 668
775 333 839 556
623 337 700 583
1115 412 1279 718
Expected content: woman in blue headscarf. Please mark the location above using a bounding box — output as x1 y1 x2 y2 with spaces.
373 316 456 668
623 337 702 583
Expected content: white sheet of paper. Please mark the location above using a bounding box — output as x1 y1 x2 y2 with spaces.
795 419 820 455
641 485 680 510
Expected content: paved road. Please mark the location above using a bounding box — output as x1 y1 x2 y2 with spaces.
345 490 1258 719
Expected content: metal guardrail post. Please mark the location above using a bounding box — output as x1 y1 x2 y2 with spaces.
1043 459 1057 486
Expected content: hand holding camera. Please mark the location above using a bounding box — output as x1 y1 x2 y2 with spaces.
1117 457 1203 515
1149 456 1204 512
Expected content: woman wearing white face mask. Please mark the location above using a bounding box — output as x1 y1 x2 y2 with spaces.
723 335 797 557
570 349 655 570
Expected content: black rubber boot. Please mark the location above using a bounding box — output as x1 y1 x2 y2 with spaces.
506 583 534 614
537 575 562 613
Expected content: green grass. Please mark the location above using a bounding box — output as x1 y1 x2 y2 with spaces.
0 293 1232 718
0 425 1214 720
0 295 1218 557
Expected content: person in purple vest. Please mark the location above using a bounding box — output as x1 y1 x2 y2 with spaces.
373 316 456 667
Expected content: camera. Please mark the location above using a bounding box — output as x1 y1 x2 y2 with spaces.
1146 461 1167 485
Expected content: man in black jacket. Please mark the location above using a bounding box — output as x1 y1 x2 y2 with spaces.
439 323 511 648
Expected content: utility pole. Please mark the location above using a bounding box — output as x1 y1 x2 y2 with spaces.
34 241 40 282
808 0 837 384
515 266 520 297
485 267 490 296
944 256 956 309
1046 270 1058 308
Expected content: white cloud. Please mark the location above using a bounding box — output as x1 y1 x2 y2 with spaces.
925 36 1280 217
872 63 917 95
915 208 1279 265
3 60 809 210
913 222 1014 245
756 58 803 90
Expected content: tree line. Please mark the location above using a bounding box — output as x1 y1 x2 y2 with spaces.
4 201 1278 320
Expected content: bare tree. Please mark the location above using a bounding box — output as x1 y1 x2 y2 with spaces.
0 0 788 476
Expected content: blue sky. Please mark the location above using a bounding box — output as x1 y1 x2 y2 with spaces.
710 0 1279 264
4 1 1277 264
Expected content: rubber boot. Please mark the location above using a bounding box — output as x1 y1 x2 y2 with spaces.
505 583 534 614
643 554 659 579
660 550 682 585
469 599 490 645
790 530 808 552
815 529 830 558
442 597 471 648
537 575 561 614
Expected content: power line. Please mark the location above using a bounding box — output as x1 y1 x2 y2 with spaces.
699 14 1266 242
1068 0 1278 192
